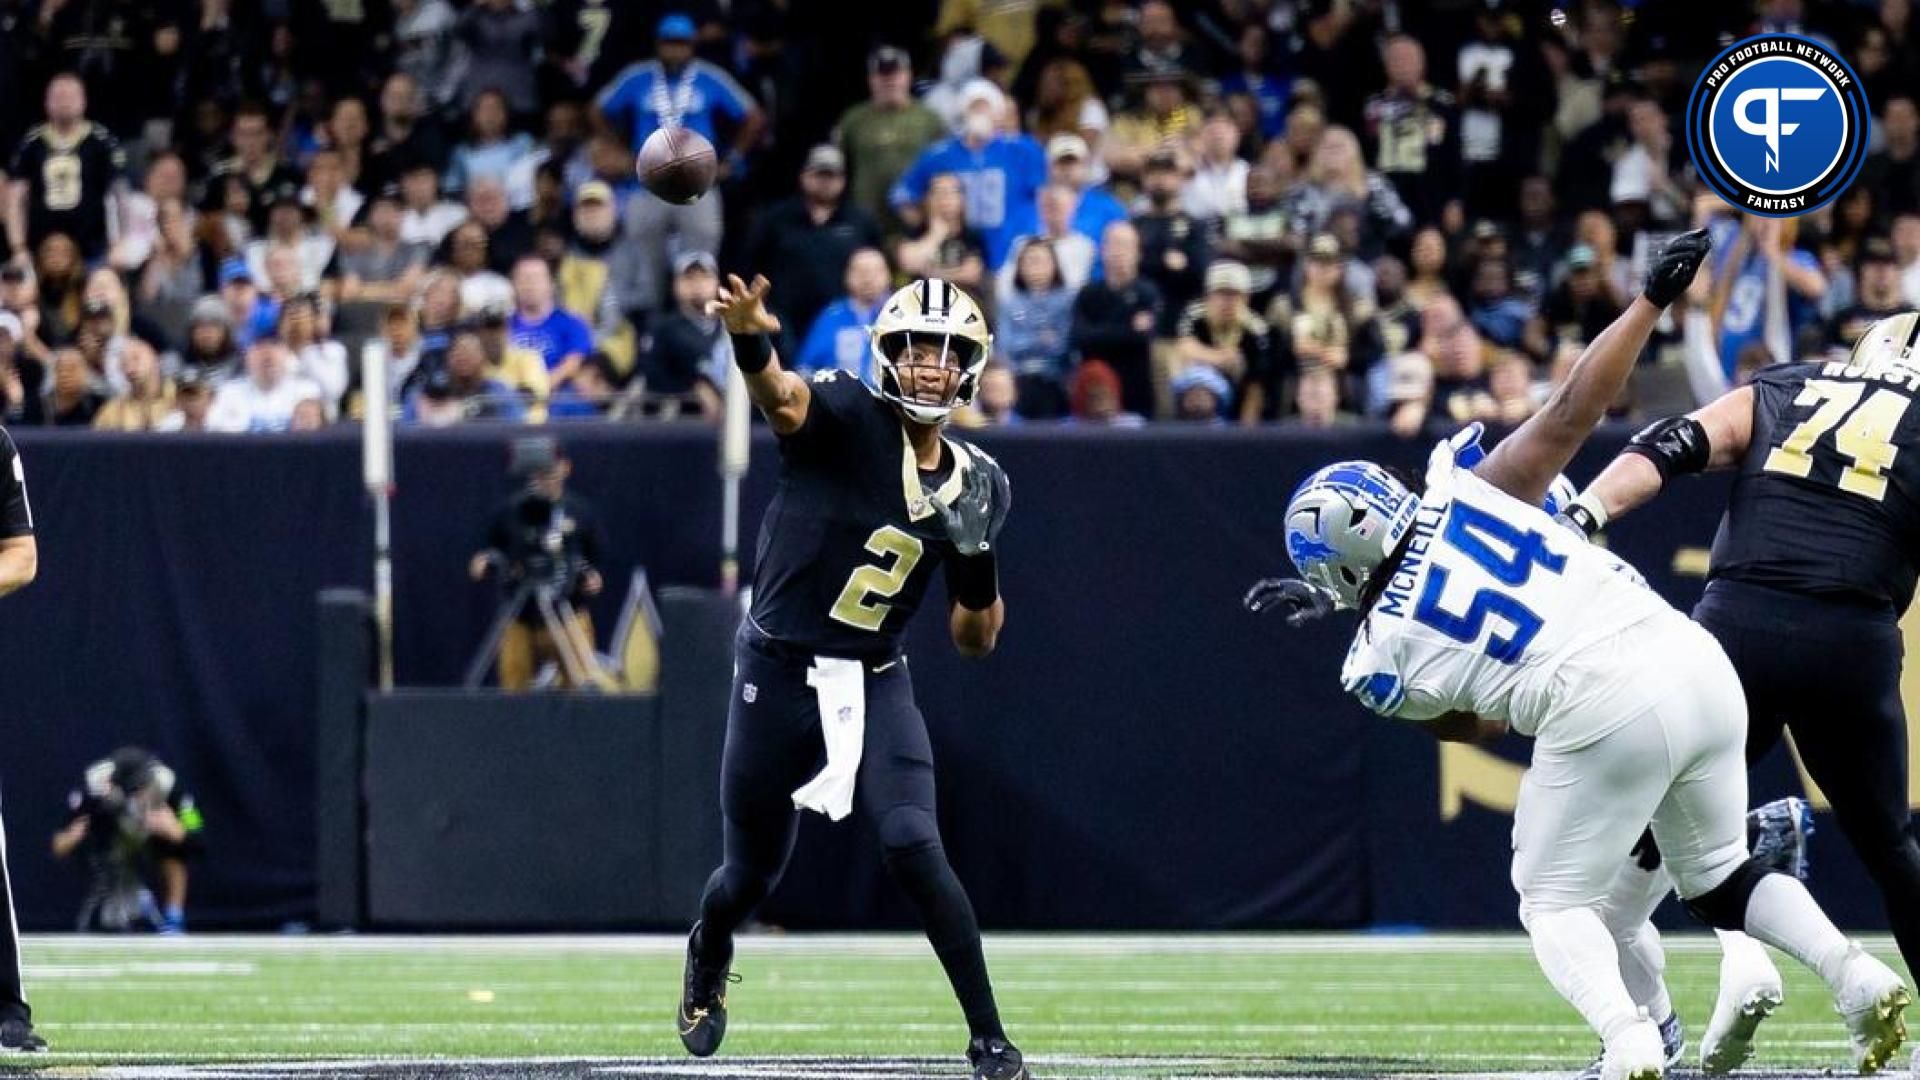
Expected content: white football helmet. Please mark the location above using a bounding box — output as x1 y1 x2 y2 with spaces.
1848 311 1920 370
1284 462 1420 610
868 278 992 424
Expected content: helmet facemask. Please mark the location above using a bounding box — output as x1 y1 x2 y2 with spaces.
876 329 986 425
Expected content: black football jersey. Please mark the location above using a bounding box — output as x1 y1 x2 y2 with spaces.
10 122 124 258
0 426 30 539
1710 359 1920 612
747 370 987 658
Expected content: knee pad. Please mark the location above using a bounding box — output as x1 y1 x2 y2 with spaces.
1684 858 1771 931
877 804 943 861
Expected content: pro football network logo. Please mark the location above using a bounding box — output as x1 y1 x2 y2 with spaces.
1686 33 1870 217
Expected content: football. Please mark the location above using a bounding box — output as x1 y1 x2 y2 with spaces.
637 126 718 205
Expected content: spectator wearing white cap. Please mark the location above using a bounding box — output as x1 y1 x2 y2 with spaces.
1043 134 1128 260
834 46 946 228
1175 260 1275 424
890 78 1047 269
746 145 884 345
1184 113 1250 224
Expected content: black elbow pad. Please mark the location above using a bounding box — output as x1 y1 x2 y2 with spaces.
1622 416 1710 481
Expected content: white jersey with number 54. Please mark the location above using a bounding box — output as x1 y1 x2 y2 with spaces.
1340 440 1680 744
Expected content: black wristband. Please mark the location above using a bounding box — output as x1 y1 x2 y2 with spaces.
1560 503 1602 538
946 552 999 611
731 331 771 374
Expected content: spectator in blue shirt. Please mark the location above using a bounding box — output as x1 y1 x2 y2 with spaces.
890 79 1047 270
1044 133 1127 270
218 258 279 351
995 237 1077 418
794 247 891 380
1464 257 1537 354
594 14 766 181
1705 212 1828 379
1217 23 1291 140
446 90 537 196
508 255 594 387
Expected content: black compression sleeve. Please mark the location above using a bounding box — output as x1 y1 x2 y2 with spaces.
1621 416 1710 482
946 553 999 612
731 332 771 374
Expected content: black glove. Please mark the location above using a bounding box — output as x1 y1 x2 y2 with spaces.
932 454 1011 557
1243 577 1337 626
1641 227 1713 308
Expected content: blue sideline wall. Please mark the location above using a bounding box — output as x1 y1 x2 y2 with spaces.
0 427 1882 931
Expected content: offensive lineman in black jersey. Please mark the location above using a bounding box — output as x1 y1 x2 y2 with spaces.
1560 311 1920 1071
0 427 41 1052
678 272 1027 1080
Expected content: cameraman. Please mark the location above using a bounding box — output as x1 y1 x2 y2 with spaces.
51 748 204 934
468 437 610 690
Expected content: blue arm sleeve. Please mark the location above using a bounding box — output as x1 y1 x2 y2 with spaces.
890 147 936 210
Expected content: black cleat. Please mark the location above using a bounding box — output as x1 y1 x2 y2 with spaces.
0 1018 46 1052
968 1036 1030 1079
677 921 737 1057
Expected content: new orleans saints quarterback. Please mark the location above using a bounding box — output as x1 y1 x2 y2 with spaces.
678 272 1027 1080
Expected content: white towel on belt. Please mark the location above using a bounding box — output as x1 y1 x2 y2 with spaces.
791 657 867 820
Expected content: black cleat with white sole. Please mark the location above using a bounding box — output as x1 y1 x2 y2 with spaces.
676 922 737 1058
969 1036 1031 1079
0 1018 45 1052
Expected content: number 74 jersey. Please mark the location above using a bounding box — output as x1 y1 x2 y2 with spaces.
1712 358 1920 612
1341 440 1676 741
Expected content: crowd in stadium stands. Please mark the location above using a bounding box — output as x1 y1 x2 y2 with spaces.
0 0 1911 432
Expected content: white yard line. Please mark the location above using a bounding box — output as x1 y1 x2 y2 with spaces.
21 932 1900 956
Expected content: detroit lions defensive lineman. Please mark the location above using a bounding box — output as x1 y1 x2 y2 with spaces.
1267 229 1910 1079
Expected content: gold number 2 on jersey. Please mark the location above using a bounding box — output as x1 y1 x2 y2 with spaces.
1763 379 1910 500
829 526 924 631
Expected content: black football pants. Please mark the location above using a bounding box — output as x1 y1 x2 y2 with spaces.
1697 579 1920 976
0 790 28 1025
694 627 1004 1041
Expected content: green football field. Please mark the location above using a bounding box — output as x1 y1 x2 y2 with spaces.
8 932 1909 1078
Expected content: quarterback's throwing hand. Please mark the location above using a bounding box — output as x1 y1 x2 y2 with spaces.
1243 577 1336 627
708 273 783 335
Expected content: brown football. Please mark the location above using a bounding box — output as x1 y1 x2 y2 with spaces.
637 126 719 205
